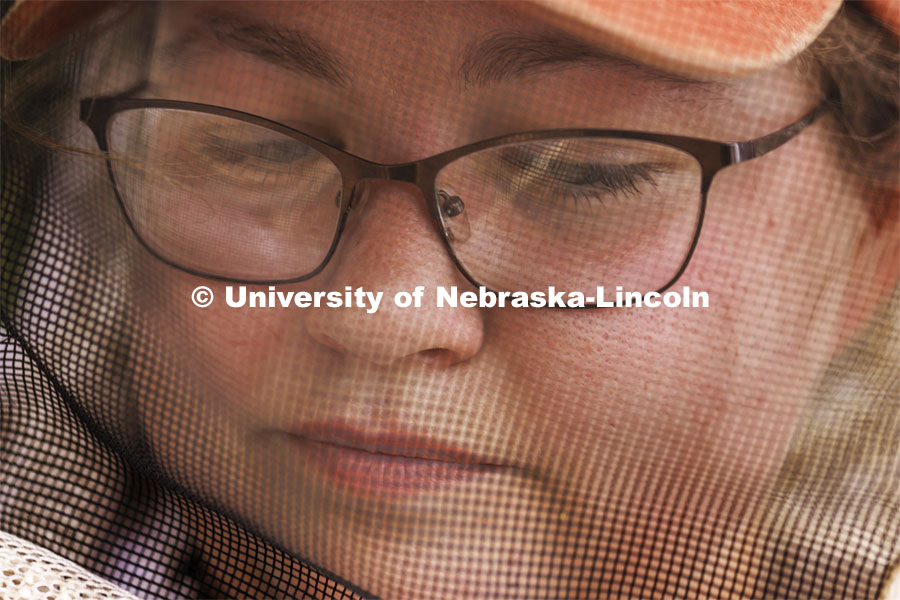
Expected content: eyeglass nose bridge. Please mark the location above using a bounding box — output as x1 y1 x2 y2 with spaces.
340 160 443 220
338 159 468 265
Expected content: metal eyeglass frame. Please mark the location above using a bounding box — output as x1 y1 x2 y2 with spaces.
80 96 827 305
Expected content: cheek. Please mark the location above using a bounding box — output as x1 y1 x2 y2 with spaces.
132 261 304 427
492 300 740 472
189 290 291 386
698 132 861 393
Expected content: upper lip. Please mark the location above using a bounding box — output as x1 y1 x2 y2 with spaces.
288 422 507 467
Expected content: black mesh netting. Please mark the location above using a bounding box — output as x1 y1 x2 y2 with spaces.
1 2 898 599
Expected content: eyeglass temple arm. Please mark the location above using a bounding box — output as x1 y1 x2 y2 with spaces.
729 104 829 164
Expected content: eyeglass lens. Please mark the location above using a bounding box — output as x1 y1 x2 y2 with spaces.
436 138 703 294
108 108 344 281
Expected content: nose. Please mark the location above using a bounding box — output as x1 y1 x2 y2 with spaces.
303 180 484 366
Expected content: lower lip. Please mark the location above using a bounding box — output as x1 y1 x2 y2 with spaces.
293 438 495 495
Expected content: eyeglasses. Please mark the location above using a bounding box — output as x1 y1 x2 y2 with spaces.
80 96 825 305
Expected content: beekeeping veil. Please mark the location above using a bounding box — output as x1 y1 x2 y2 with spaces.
2 1 899 598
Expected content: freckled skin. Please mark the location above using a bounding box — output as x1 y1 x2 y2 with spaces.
124 2 896 598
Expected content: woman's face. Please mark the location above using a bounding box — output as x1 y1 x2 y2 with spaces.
123 2 889 597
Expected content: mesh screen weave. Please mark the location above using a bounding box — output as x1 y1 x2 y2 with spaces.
2 2 898 598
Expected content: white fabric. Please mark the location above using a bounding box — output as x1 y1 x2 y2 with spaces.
0 530 140 600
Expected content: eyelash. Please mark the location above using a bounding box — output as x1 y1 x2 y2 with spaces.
574 162 663 199
203 138 303 167
501 151 664 210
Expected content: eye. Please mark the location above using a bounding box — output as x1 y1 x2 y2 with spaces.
183 129 320 189
573 162 664 197
499 147 665 206
202 135 311 167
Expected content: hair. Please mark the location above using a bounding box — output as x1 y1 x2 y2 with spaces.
802 3 899 189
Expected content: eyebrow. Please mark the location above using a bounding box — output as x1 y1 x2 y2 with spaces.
187 11 352 87
459 30 718 90
176 12 717 94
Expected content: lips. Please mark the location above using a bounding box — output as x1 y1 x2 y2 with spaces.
286 423 508 495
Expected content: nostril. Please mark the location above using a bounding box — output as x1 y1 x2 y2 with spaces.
415 347 460 367
318 334 346 352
